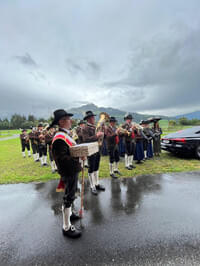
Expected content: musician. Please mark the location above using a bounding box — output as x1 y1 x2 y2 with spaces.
152 119 162 156
35 123 48 166
76 120 89 168
82 110 105 195
45 125 57 173
141 120 154 159
29 127 39 162
51 109 82 238
20 129 31 158
76 120 85 144
133 124 146 164
121 114 136 170
105 117 121 178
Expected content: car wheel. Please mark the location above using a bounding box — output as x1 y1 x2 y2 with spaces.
195 145 200 159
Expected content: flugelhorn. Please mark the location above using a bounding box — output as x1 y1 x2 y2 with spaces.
96 112 110 146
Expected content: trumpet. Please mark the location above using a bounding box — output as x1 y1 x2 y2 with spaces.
96 112 110 146
71 127 79 141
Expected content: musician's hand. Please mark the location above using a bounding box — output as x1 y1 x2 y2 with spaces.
81 156 86 161
96 132 104 138
116 128 120 134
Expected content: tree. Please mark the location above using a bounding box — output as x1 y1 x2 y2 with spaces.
28 115 36 122
169 120 177 127
10 114 26 129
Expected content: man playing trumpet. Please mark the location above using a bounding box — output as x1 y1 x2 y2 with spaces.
121 113 136 170
105 117 121 179
82 111 105 195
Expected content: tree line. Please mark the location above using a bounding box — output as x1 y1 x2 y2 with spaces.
169 117 200 127
0 114 78 130
0 114 200 130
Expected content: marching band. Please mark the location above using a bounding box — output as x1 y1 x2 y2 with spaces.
19 109 162 239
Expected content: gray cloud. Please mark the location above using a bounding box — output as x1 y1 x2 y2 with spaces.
0 0 200 117
13 53 37 67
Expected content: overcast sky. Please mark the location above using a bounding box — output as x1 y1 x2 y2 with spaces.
1 0 200 118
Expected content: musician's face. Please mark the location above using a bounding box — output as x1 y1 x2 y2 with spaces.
38 126 43 131
126 119 132 124
110 122 116 127
59 116 72 129
88 116 95 125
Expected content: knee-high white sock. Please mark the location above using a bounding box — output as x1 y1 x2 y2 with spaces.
54 161 57 170
144 150 147 158
28 150 31 157
109 163 113 175
88 173 95 189
93 171 99 186
44 156 47 164
22 152 25 158
125 154 129 167
62 205 71 231
50 161 54 170
40 156 43 166
114 162 119 171
130 155 134 166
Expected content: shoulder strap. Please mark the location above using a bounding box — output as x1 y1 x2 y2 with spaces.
52 132 75 147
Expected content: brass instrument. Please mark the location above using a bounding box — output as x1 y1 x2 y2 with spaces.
96 112 110 146
24 133 29 143
117 127 130 136
71 127 79 141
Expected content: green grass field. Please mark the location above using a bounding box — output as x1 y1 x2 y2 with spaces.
0 129 20 138
0 136 200 184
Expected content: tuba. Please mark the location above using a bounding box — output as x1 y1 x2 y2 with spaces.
96 112 110 146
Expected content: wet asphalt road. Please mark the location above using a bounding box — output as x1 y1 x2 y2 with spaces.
1 172 200 266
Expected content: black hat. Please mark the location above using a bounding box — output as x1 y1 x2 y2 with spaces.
78 120 86 125
110 116 117 123
139 120 150 125
50 109 73 126
22 129 26 132
38 123 43 127
124 113 133 120
147 117 162 123
83 110 96 120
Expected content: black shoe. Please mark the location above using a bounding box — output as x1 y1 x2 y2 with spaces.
91 187 98 195
136 161 142 164
126 166 132 170
62 225 82 238
96 184 105 191
84 165 89 168
129 165 136 169
70 212 80 221
110 173 118 179
35 159 40 162
43 163 48 166
114 170 122 175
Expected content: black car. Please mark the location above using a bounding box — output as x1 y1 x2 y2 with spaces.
161 126 200 159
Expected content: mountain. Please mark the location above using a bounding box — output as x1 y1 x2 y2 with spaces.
67 103 170 123
175 111 200 120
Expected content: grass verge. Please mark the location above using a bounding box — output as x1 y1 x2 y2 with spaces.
0 138 200 184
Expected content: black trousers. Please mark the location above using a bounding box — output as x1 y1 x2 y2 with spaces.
88 151 101 174
31 143 38 154
62 172 79 208
38 144 47 157
47 144 53 161
108 145 120 164
21 143 30 152
125 141 135 156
